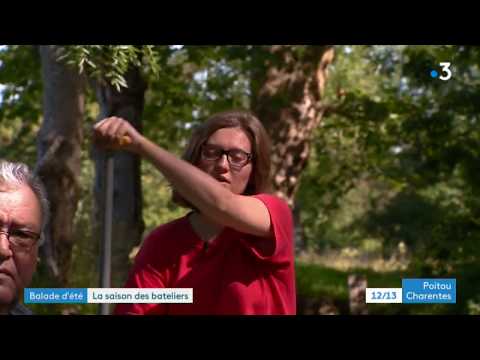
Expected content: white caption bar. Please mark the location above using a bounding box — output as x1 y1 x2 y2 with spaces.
87 288 193 303
366 288 402 303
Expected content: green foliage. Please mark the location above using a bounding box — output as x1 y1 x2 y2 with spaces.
58 45 161 92
0 45 43 164
299 45 480 245
142 46 252 154
296 45 480 314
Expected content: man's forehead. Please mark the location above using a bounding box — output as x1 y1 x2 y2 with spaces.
0 182 20 193
0 184 28 202
0 184 41 225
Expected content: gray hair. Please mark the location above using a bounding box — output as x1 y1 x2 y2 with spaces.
0 159 50 245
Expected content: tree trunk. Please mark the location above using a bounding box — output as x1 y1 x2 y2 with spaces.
37 45 85 286
251 45 335 251
348 274 368 315
92 67 146 291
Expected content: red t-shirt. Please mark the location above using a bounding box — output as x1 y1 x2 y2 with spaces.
113 194 296 315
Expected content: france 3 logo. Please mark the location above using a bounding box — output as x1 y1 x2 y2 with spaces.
430 62 452 81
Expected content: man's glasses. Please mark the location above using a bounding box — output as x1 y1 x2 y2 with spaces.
201 144 252 168
0 227 41 252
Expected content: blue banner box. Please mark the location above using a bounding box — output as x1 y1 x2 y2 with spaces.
402 279 456 304
25 288 88 304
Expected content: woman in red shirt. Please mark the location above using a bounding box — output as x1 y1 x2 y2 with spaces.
94 110 296 315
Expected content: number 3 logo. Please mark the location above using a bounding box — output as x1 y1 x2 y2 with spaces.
439 62 452 81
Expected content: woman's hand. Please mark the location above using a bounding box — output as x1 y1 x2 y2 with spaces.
93 117 145 154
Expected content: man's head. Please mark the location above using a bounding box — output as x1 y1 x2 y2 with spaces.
0 160 49 314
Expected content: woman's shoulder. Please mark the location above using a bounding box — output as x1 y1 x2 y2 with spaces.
251 193 291 212
250 193 293 226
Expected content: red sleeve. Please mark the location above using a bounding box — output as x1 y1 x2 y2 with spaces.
239 193 294 265
113 230 168 315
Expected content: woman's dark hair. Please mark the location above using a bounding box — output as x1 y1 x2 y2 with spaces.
172 110 272 208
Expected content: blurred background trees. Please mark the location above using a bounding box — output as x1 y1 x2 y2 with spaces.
1 45 478 314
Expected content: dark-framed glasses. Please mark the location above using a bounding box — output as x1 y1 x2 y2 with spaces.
0 227 40 252
201 144 252 168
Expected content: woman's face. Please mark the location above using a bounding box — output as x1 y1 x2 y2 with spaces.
198 127 253 195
